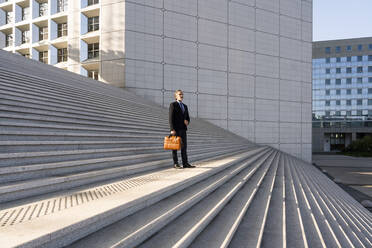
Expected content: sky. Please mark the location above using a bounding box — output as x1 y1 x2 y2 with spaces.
313 0 372 41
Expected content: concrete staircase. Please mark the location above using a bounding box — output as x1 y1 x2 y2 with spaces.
0 50 371 247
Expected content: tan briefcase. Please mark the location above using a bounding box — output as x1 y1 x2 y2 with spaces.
164 135 181 150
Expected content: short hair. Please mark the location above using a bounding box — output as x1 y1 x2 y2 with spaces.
174 89 183 99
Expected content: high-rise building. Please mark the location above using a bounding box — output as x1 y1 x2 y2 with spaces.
313 37 372 152
0 0 313 162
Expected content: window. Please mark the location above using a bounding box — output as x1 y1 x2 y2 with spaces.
5 34 13 47
357 77 363 83
21 30 30 44
369 99 372 105
368 88 372 94
57 48 67 62
336 89 341 95
346 67 352 73
336 100 340 105
335 79 341 85
325 89 330 95
369 55 372 61
326 68 330 74
88 70 99 80
6 11 13 24
88 16 99 32
357 66 363 73
347 56 351 62
57 0 68 12
336 57 341 62
358 44 363 51
346 111 352 116
346 78 352 84
325 79 331 85
39 51 48 64
335 46 341 53
88 0 99 6
369 77 372 83
357 99 363 105
39 2 48 17
22 53 30 58
346 100 351 106
346 45 352 51
39 26 48 41
369 66 372 72
335 111 341 116
325 58 330 63
88 42 99 59
22 7 30 21
369 110 372 116
325 111 330 116
57 23 67 37
336 68 341 74
357 89 362 94
369 44 372 50
357 110 362 116
346 89 351 95
325 101 330 106
325 47 331 54
357 56 363 61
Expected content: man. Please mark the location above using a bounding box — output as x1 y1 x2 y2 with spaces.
169 90 195 169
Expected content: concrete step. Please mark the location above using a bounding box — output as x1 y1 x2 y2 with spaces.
69 148 274 248
0 147 267 248
0 145 256 203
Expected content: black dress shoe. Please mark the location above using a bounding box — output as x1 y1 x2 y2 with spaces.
183 163 195 168
174 163 183 169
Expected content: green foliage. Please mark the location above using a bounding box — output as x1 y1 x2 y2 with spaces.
343 135 372 156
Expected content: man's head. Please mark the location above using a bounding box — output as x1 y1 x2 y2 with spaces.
174 90 184 101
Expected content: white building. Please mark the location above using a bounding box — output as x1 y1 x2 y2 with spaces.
0 0 313 162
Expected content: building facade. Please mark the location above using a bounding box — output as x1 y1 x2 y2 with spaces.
313 37 372 152
0 0 313 162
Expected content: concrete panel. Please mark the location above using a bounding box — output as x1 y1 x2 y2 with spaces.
101 59 125 88
256 9 279 35
256 99 279 122
302 21 312 42
280 0 301 19
198 94 227 119
125 2 162 35
228 73 255 98
256 54 279 78
164 0 197 16
126 31 163 62
164 38 197 67
199 44 227 71
164 12 197 42
256 32 279 56
280 80 302 102
301 1 312 22
228 96 254 121
255 121 279 143
280 101 301 122
302 62 312 83
228 120 255 140
280 144 301 159
228 49 254 74
229 26 254 52
280 37 302 61
199 19 227 47
301 82 312 103
134 0 163 8
302 103 312 123
164 64 197 92
101 30 125 61
125 60 162 89
280 58 302 81
302 144 312 163
231 0 254 7
228 2 255 29
280 123 301 143
198 0 227 23
302 123 312 143
301 41 312 63
198 69 227 95
280 15 301 40
256 76 279 100
101 1 125 33
256 0 279 13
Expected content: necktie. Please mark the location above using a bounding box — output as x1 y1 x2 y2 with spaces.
179 102 185 113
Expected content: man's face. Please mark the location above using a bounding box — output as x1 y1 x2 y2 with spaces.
176 91 184 101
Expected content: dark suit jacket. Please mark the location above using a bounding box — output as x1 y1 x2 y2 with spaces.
169 101 190 131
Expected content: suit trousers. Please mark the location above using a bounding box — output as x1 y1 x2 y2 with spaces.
172 129 188 165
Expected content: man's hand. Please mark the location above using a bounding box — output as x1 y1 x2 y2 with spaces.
170 130 176 135
184 120 189 126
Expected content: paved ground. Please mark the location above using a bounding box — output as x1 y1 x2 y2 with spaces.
312 154 372 210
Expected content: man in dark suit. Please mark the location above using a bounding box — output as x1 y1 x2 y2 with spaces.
169 90 195 169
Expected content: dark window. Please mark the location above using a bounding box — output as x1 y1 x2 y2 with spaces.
335 79 341 85
368 88 372 94
357 77 363 83
346 45 352 51
57 48 68 62
5 34 13 47
88 42 99 59
88 16 99 32
325 111 330 116
346 89 351 95
39 51 48 64
335 111 341 116
325 79 331 85
39 26 48 41
336 100 340 105
325 47 331 54
88 0 99 6
326 57 330 63
358 88 362 94
336 68 341 73
357 99 363 105
325 101 330 106
369 55 372 61
346 111 352 116
357 56 363 61
336 57 341 62
326 68 330 74
357 66 363 73
335 46 341 53
369 77 372 83
369 66 372 72
358 44 363 51
347 56 351 62
21 30 30 44
336 89 341 95
57 23 67 37
346 67 352 73
325 90 330 95
88 70 99 80
346 78 352 84
346 100 351 106
369 99 372 105
357 110 362 116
